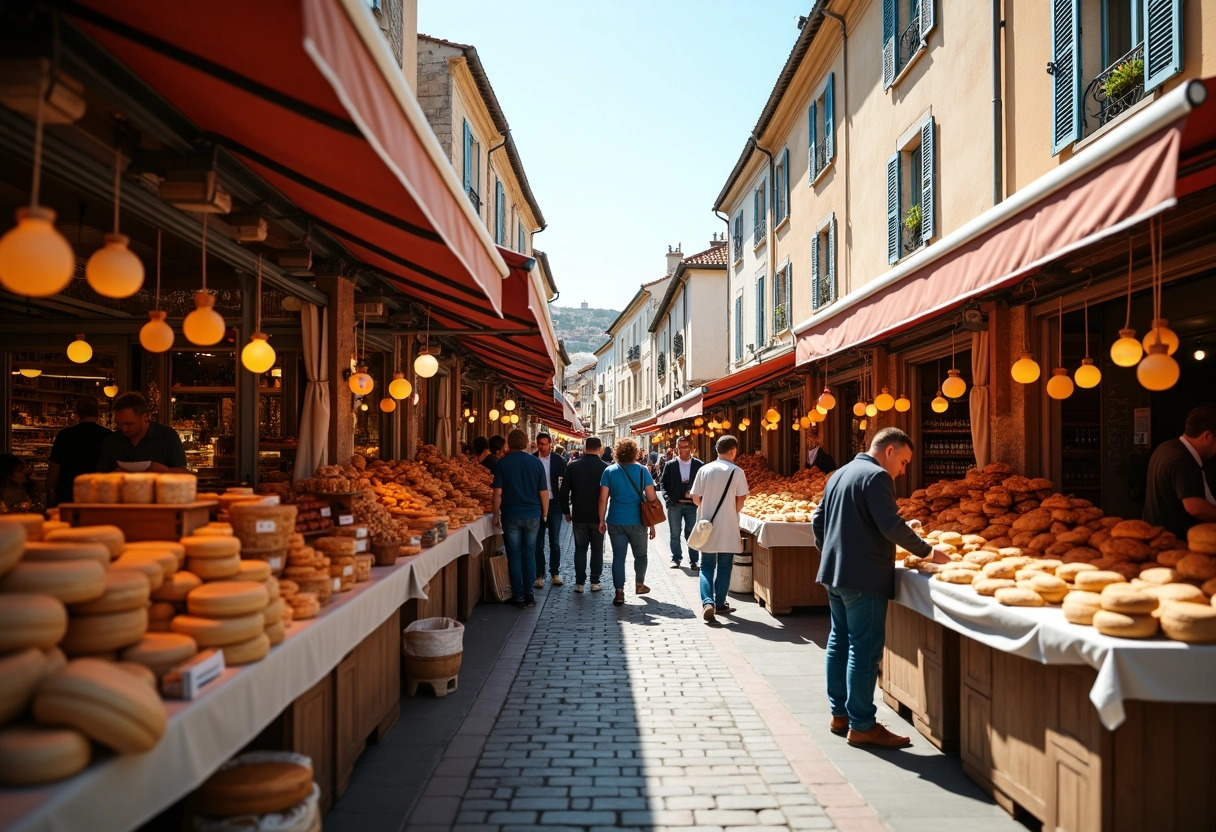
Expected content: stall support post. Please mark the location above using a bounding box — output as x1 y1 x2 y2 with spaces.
403 331 418 459
762 390 775 461
317 274 355 466
449 357 462 457
236 271 259 485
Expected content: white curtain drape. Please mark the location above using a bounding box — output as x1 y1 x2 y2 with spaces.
436 374 452 456
970 330 991 470
294 303 331 479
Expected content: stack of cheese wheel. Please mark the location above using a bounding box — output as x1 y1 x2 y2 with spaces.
156 473 198 504
175 580 271 665
182 535 243 581
220 557 291 646
124 539 187 569
148 567 202 631
314 537 356 593
120 632 199 678
73 473 124 504
61 569 151 657
33 657 167 752
44 525 126 560
194 522 235 538
187 752 318 832
0 513 45 541
120 473 158 504
282 544 332 606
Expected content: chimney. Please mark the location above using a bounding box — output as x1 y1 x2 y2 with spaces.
665 244 683 276
710 231 725 249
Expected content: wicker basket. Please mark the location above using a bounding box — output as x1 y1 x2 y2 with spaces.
370 541 400 567
229 503 298 552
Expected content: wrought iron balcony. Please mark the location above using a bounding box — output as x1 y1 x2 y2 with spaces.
902 222 923 256
627 345 641 364
811 144 828 179
895 7 923 81
731 233 743 261
656 351 666 379
1083 42 1145 137
466 188 481 213
673 332 685 360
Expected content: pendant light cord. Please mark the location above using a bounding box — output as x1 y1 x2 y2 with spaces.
1124 236 1133 330
200 214 208 292
111 145 121 234
1058 296 1064 365
154 229 161 310
1148 219 1160 346
255 254 263 330
1082 294 1089 359
30 73 46 207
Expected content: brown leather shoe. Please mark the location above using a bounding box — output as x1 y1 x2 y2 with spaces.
702 603 716 622
847 723 911 748
829 716 849 735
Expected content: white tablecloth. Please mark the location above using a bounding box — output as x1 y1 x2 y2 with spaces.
0 518 487 832
738 514 818 549
894 567 1216 730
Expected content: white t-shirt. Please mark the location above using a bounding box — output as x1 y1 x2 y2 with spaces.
689 458 750 554
538 452 553 498
678 457 692 482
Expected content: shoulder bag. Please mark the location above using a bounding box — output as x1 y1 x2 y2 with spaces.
626 464 666 527
687 469 736 551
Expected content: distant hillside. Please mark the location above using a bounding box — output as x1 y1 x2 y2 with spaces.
550 305 619 357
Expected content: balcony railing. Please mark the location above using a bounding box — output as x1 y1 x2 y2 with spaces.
811 143 828 179
902 221 923 256
627 345 641 363
1083 42 1145 138
894 12 922 80
731 234 743 261
673 332 685 360
656 351 666 379
466 188 481 213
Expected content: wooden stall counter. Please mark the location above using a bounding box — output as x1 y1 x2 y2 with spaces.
881 601 959 750
57 500 216 541
738 514 828 615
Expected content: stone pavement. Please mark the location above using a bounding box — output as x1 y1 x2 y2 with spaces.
332 519 1027 832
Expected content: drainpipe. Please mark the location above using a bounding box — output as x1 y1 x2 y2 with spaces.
823 7 850 293
992 0 1004 205
751 137 776 355
714 209 731 377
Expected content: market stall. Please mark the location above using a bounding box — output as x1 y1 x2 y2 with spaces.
736 513 827 614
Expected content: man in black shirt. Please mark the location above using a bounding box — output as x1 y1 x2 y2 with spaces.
558 436 608 592
1143 404 1216 539
46 397 112 507
96 392 189 474
481 435 505 476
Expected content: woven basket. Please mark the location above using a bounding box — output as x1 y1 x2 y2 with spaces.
371 541 400 567
229 503 298 552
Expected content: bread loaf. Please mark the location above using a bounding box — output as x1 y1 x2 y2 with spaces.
1056 562 1099 582
0 648 47 723
44 526 125 559
0 724 90 785
187 581 270 618
0 560 107 604
121 633 199 678
1018 573 1068 603
59 606 148 656
1158 602 1216 643
0 523 25 578
1134 566 1180 586
33 658 167 752
0 593 68 652
1074 570 1127 592
1177 553 1216 581
1062 590 1103 625
187 555 242 580
1110 519 1155 540
936 569 976 584
1143 583 1207 606
1186 523 1216 555
1092 609 1159 639
171 612 264 647
995 587 1045 607
972 578 1016 596
1099 584 1159 615
220 632 270 666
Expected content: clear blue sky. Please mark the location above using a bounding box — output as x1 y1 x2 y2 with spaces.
419 0 813 312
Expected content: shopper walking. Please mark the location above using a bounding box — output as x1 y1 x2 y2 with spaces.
491 429 548 608
598 438 657 607
45 396 111 507
532 433 567 588
662 435 703 569
812 427 951 748
689 435 749 622
558 436 608 593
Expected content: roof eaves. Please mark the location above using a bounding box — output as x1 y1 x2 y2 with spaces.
605 287 649 335
534 250 558 297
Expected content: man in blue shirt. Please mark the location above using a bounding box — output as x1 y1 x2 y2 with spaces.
492 429 549 608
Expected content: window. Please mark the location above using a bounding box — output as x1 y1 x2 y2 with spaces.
494 179 506 245
755 271 767 346
735 294 744 362
517 221 525 253
886 115 935 264
773 260 792 331
462 121 481 212
811 214 838 311
731 210 744 263
773 148 790 225
883 0 935 90
753 180 767 246
1051 0 1181 153
808 73 836 183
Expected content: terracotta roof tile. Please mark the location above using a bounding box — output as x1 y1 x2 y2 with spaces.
681 242 729 267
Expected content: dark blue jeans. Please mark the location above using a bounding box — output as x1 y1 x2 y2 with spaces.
571 521 604 585
668 502 699 565
825 586 889 732
699 553 734 607
606 523 648 591
534 510 563 577
502 516 539 601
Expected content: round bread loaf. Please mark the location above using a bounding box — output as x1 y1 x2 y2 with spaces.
1100 583 1159 615
221 632 271 666
1143 583 1207 606
0 514 43 543
1019 573 1068 603
182 536 241 559
937 569 976 584
0 724 91 785
288 593 319 620
972 578 1016 596
44 526 125 559
0 648 47 723
1110 519 1155 540
1056 562 1099 582
1062 591 1103 625
124 540 187 568
171 612 264 647
22 541 111 568
189 753 314 817
1074 570 1127 592
995 587 1045 607
264 620 286 646
1092 609 1159 639
0 593 68 652
152 570 202 602
963 550 1001 566
69 570 151 615
982 561 1018 580
1159 602 1216 643
188 555 242 581
262 598 284 626
121 633 198 678
188 581 270 618
0 560 106 604
1187 523 1216 555
109 554 165 591
1177 553 1216 581
278 579 298 600
1135 566 1181 585
33 658 167 752
59 606 148 656
0 523 25 578
113 661 158 690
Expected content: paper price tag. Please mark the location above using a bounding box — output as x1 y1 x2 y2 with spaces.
332 577 341 592
338 514 353 526
319 506 332 518
343 565 354 577
255 519 276 534
353 539 368 553
268 556 283 571
353 526 368 539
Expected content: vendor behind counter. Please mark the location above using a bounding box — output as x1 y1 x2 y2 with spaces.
96 392 190 475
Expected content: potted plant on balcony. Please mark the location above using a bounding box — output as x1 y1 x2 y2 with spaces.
1102 58 1144 102
903 204 922 252
774 304 787 331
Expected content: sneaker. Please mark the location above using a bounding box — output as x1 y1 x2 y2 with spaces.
702 603 716 622
551 575 564 586
508 596 526 609
590 583 603 592
573 583 584 593
533 577 544 589
847 723 911 748
524 596 536 608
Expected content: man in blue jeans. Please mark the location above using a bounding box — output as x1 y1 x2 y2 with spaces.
812 427 951 748
661 435 703 569
532 433 568 588
689 435 749 622
492 428 549 608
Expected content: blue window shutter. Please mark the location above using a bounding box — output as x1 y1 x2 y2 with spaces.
756 278 765 345
1144 0 1183 90
824 74 835 163
807 101 818 182
1050 0 1082 155
811 233 821 311
462 120 472 193
886 152 901 265
882 0 897 90
920 0 935 40
753 189 760 245
920 116 935 244
735 296 743 359
495 180 505 244
782 148 790 219
828 216 838 303
517 223 525 252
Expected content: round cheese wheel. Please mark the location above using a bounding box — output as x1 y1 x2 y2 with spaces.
42 647 67 678
120 473 157 504
192 523 234 537
190 753 314 817
59 606 148 656
225 559 272 583
1143 583 1207 606
110 554 165 591
1074 570 1127 592
69 570 151 615
34 658 167 752
115 549 176 580
1159 602 1216 643
156 473 198 505
121 632 199 678
221 632 270 666
0 593 68 653
263 576 280 599
188 555 242 581
152 570 202 602
0 724 91 785
182 536 241 559
262 598 284 626
1019 573 1068 604
0 513 43 542
188 581 270 618
40 520 70 535
0 560 106 604
0 648 47 723
44 526 125 559
0 523 25 578
113 661 158 690
171 612 264 647
1062 591 1103 625
1092 609 1159 639
1100 583 1159 615
124 540 186 568
22 540 111 568
981 561 1018 580
995 586 1046 607
148 602 177 623
264 620 286 646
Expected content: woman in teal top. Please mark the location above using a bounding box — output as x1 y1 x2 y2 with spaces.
598 438 658 606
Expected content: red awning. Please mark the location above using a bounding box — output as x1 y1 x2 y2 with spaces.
704 352 797 410
70 0 508 316
630 416 659 435
796 78 1214 365
655 391 705 426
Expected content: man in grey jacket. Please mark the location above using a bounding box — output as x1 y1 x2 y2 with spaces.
812 427 950 748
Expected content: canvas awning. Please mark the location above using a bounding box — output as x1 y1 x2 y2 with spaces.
653 351 798 426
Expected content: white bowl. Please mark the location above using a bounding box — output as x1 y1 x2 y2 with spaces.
116 460 152 472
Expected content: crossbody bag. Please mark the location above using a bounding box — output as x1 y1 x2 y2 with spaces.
687 470 736 550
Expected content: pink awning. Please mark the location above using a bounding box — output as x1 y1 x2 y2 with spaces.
656 392 704 426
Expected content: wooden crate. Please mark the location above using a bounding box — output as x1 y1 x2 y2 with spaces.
881 601 959 750
960 636 1216 831
58 501 215 541
751 542 829 614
